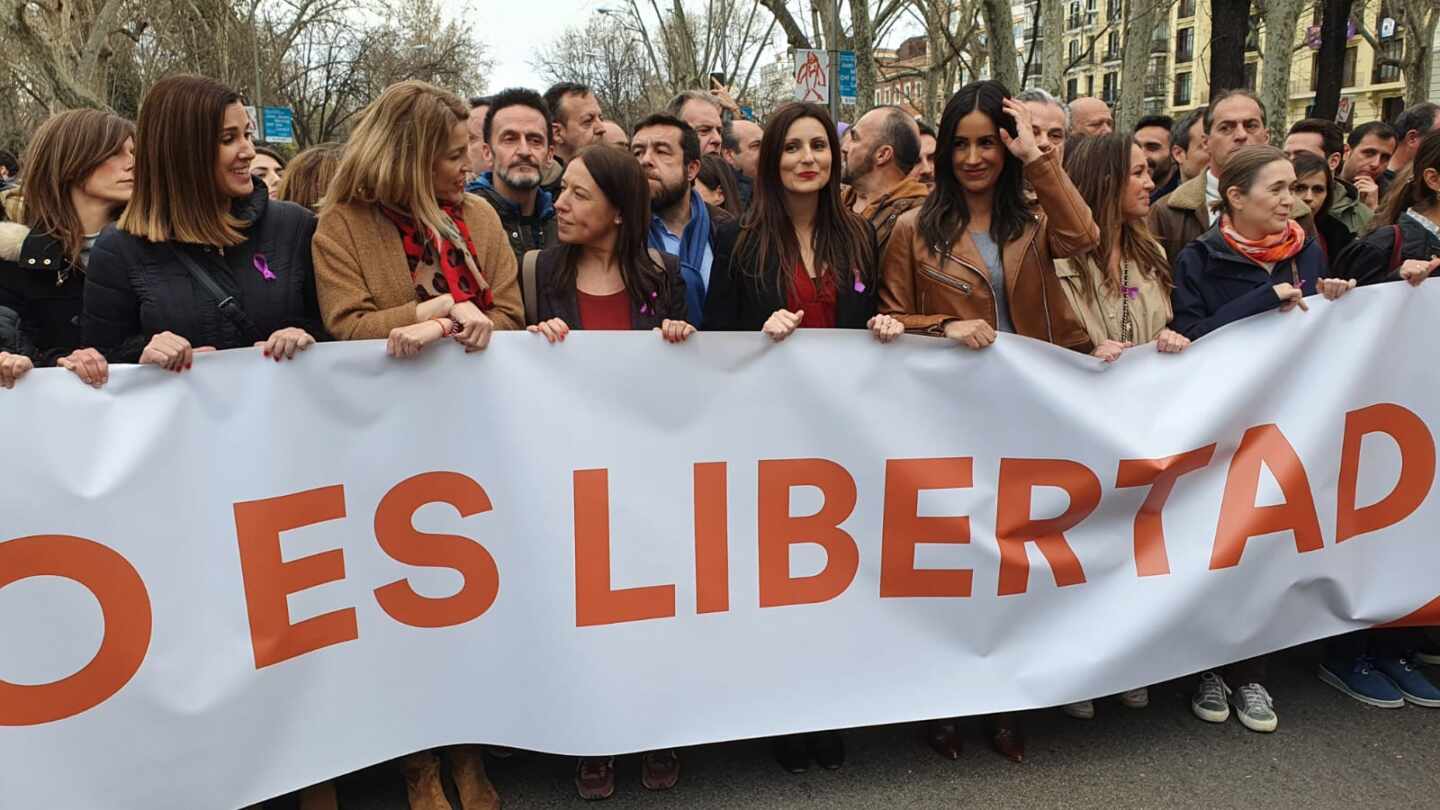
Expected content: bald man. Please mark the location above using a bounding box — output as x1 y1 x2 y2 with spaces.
840 106 928 248
1069 97 1114 137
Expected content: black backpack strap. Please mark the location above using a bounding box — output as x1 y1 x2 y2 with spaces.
169 246 264 344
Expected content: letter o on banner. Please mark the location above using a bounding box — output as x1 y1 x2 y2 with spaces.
0 535 152 726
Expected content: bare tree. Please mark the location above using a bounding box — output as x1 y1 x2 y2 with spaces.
1115 0 1161 129
1209 0 1251 96
981 0 1022 90
1312 0 1353 120
1256 0 1306 144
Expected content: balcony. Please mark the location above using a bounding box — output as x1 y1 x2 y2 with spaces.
1151 36 1169 55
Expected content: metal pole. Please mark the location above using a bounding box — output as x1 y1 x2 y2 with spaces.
828 0 841 123
250 0 263 136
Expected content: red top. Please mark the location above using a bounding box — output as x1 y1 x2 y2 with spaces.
786 263 838 328
576 289 633 330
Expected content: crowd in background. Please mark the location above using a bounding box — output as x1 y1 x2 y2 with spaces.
2 67 1440 810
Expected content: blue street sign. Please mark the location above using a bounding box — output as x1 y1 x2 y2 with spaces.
261 106 295 144
838 51 857 105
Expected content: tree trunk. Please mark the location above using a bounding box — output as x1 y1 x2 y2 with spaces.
850 0 877 110
1401 0 1439 105
924 1 949 121
1039 0 1066 96
1257 0 1304 144
1115 0 1157 130
1312 0 1352 120
981 0 1021 91
1208 0 1250 97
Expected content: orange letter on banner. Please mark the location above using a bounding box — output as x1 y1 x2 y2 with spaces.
758 459 860 607
1336 403 1436 543
995 459 1099 596
880 457 974 598
374 472 501 628
234 485 355 669
1210 424 1324 569
1115 445 1217 577
0 535 151 726
694 462 729 614
574 469 676 626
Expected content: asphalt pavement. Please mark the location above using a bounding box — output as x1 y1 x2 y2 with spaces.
268 642 1440 809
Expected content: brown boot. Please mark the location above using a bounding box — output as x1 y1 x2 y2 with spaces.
299 781 339 810
448 746 500 810
401 750 454 810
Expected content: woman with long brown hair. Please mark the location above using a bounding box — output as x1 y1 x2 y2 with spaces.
1055 132 1190 364
314 80 522 359
703 102 901 344
694 154 741 218
523 144 693 343
84 75 325 370
0 109 133 388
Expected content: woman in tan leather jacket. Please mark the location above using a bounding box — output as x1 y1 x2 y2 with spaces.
877 79 1099 765
878 80 1099 356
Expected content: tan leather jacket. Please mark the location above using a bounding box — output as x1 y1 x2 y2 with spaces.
877 149 1099 352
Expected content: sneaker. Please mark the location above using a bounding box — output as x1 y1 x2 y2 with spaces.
809 731 845 770
1317 657 1405 708
1230 683 1278 732
1191 672 1230 723
1120 688 1149 709
1416 640 1440 667
1376 656 1440 707
1062 700 1095 719
575 756 615 801
640 749 680 791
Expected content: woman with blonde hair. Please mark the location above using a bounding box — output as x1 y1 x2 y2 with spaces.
312 79 518 810
85 74 325 371
1056 131 1191 363
314 80 522 360
1 108 133 388
277 143 342 211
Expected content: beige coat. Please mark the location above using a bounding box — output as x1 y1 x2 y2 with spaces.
313 194 523 340
1055 249 1173 347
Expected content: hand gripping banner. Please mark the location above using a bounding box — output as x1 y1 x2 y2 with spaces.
2 283 1438 809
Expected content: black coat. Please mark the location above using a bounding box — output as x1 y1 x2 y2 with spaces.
0 223 85 364
529 246 688 329
84 179 326 362
703 220 879 331
1332 215 1440 287
1313 212 1357 265
1170 225 1327 340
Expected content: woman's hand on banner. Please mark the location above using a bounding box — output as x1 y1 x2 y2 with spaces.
56 348 109 387
942 318 996 350
762 309 803 342
139 331 200 372
527 318 571 344
257 328 316 361
1091 339 1130 362
1399 257 1440 286
387 321 446 358
1317 278 1357 301
656 320 696 344
867 314 904 343
1273 283 1308 313
450 301 495 352
0 351 33 388
1155 329 1190 353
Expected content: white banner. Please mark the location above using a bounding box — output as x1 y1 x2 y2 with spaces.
2 283 1439 810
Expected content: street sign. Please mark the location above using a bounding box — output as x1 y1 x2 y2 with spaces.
794 49 830 104
260 106 295 145
740 105 755 121
838 51 857 105
1380 18 1396 39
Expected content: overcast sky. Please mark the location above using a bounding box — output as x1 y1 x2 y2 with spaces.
453 0 926 94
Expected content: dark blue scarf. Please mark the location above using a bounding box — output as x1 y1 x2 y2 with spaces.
647 188 710 325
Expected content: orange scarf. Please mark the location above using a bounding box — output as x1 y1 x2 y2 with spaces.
1219 214 1306 267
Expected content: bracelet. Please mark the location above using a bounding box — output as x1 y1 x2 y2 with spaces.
431 317 458 337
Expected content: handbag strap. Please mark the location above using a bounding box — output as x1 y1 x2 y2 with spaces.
169 245 264 344
522 249 540 326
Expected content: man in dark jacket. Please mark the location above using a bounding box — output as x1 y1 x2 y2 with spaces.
631 113 734 326
540 82 606 198
467 88 558 264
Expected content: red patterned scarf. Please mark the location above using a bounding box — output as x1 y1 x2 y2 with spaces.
1219 214 1306 267
380 202 494 309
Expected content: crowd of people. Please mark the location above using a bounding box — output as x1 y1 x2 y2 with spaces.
1 68 1439 810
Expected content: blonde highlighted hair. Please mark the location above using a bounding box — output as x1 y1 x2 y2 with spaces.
277 143 342 211
118 74 251 246
323 81 469 241
20 109 135 264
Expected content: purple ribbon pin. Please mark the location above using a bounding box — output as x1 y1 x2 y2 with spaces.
253 253 275 281
1122 285 1139 300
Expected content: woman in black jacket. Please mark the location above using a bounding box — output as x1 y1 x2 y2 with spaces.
1289 151 1356 262
84 75 325 371
524 144 694 345
1334 129 1440 286
1171 146 1354 342
0 108 134 388
703 102 901 343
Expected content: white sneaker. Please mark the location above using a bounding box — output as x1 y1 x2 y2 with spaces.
1120 687 1150 708
1062 700 1095 719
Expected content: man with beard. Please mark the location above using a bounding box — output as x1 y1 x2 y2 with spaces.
1134 114 1176 201
468 88 558 264
839 106 927 249
911 120 936 189
631 113 735 326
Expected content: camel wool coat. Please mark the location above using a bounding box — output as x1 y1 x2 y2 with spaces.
313 194 524 340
